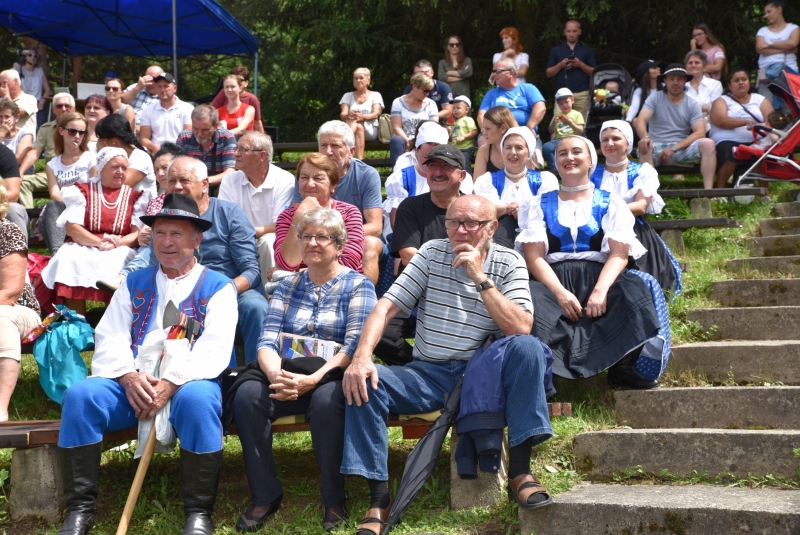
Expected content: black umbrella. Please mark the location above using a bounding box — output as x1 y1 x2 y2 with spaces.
382 376 463 535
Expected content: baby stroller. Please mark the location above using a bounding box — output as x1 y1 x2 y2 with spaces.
734 70 800 192
585 64 633 148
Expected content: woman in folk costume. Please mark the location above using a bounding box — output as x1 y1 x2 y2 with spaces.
41 147 149 314
516 136 670 390
590 120 682 294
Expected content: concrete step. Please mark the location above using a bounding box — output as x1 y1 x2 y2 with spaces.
614 387 800 429
573 429 800 480
520 483 800 535
749 234 800 256
773 202 800 218
710 279 800 307
669 340 800 384
687 306 800 340
726 255 800 276
760 216 800 236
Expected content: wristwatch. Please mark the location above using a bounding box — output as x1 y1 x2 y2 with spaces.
476 279 496 292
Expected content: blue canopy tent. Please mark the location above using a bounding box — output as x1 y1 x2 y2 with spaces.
1 0 260 92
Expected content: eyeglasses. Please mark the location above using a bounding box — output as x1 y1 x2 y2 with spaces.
424 161 458 174
448 42 461 47
444 219 492 231
65 128 87 137
55 104 73 109
691 32 706 38
234 147 263 154
104 86 120 92
26 53 39 58
299 233 335 245
492 68 512 75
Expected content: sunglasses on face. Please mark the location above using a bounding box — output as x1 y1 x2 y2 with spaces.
492 68 512 74
448 42 461 47
65 128 86 137
26 52 39 59
104 86 120 92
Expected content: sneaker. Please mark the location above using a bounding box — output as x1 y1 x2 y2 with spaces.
96 274 124 293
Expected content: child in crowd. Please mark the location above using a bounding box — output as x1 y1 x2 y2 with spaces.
603 79 624 106
542 88 585 172
449 95 478 169
754 111 793 149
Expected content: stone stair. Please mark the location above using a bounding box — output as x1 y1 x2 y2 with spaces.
521 201 800 534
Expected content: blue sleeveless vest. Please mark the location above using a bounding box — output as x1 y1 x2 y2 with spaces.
541 189 611 254
401 166 417 196
590 161 642 191
491 169 544 198
127 265 232 357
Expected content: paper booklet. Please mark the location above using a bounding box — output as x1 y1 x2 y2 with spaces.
280 333 342 362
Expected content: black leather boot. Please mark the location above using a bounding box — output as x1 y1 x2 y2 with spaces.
180 448 223 535
58 442 102 535
607 349 660 390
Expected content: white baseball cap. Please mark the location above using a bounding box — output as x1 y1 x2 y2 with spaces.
555 88 574 100
453 95 471 108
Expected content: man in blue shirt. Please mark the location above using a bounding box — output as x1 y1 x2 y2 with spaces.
545 19 597 119
290 121 385 284
478 58 546 134
402 60 453 122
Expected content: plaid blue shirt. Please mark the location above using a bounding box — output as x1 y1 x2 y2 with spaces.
176 129 237 175
124 84 160 124
257 269 377 358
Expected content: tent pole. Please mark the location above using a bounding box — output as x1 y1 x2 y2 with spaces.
62 54 67 87
172 0 178 81
253 51 259 95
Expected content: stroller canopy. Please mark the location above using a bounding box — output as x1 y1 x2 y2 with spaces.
591 63 633 103
769 70 800 117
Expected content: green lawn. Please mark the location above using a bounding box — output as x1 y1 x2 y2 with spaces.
1 181 797 533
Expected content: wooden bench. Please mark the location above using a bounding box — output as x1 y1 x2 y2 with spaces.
272 140 391 171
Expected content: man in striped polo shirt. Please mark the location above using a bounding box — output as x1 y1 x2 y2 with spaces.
342 188 554 531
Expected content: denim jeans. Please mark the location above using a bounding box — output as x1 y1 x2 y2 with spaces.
234 380 346 506
59 377 223 453
542 139 563 173
120 241 154 276
237 289 269 364
341 335 553 480
389 135 407 169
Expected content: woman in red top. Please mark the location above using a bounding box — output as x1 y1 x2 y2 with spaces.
216 74 255 136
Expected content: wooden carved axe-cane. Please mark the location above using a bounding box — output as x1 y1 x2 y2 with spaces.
116 301 194 535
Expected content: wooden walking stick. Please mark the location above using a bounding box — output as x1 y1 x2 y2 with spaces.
116 302 194 535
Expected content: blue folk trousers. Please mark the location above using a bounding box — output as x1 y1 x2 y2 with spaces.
341 335 553 480
58 377 223 453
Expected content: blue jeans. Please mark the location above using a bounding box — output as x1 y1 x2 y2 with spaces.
238 289 269 364
120 242 154 276
341 335 553 480
58 377 223 453
542 139 563 172
389 135 407 169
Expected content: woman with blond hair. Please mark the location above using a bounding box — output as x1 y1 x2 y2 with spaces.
339 68 385 159
493 27 529 82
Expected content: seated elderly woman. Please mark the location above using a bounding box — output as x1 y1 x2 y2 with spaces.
591 120 681 294
232 208 376 532
709 68 775 188
0 178 41 422
517 136 670 389
274 153 365 275
40 148 149 314
684 50 723 122
0 101 33 169
339 68 385 160
95 114 157 196
473 126 558 247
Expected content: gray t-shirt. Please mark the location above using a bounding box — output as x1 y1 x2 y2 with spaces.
643 91 703 144
292 158 383 215
384 239 534 362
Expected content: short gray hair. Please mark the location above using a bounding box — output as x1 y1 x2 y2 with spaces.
296 208 348 248
318 120 355 149
168 156 208 182
192 104 219 125
684 49 708 66
241 131 274 163
53 92 76 107
495 58 517 76
0 70 20 82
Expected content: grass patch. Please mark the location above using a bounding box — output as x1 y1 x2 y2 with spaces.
611 465 800 490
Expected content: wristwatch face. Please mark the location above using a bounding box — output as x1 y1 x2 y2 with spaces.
477 279 495 291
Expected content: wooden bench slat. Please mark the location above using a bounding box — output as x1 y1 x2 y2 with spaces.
649 218 742 231
660 187 768 199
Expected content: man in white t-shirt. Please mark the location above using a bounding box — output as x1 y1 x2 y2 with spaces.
218 131 295 280
139 73 193 156
635 64 717 189
0 70 37 133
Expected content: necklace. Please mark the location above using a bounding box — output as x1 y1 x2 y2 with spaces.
505 168 527 180
99 183 122 210
605 158 629 168
560 183 593 192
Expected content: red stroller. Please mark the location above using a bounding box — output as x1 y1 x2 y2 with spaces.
735 70 800 190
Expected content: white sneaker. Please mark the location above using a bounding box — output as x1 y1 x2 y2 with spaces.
96 274 124 293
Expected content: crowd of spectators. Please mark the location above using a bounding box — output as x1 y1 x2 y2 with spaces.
0 2 797 534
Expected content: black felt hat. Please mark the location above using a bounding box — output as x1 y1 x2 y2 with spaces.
140 194 212 231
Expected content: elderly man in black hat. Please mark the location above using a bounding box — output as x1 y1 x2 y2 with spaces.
56 194 238 535
635 63 717 189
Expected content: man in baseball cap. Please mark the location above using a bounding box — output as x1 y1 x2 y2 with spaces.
139 71 194 155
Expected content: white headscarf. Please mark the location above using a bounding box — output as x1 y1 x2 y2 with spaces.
501 127 536 162
96 147 128 175
600 120 634 154
559 135 598 177
415 122 449 148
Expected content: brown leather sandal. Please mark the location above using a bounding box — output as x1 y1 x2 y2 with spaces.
355 506 389 535
507 473 553 510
